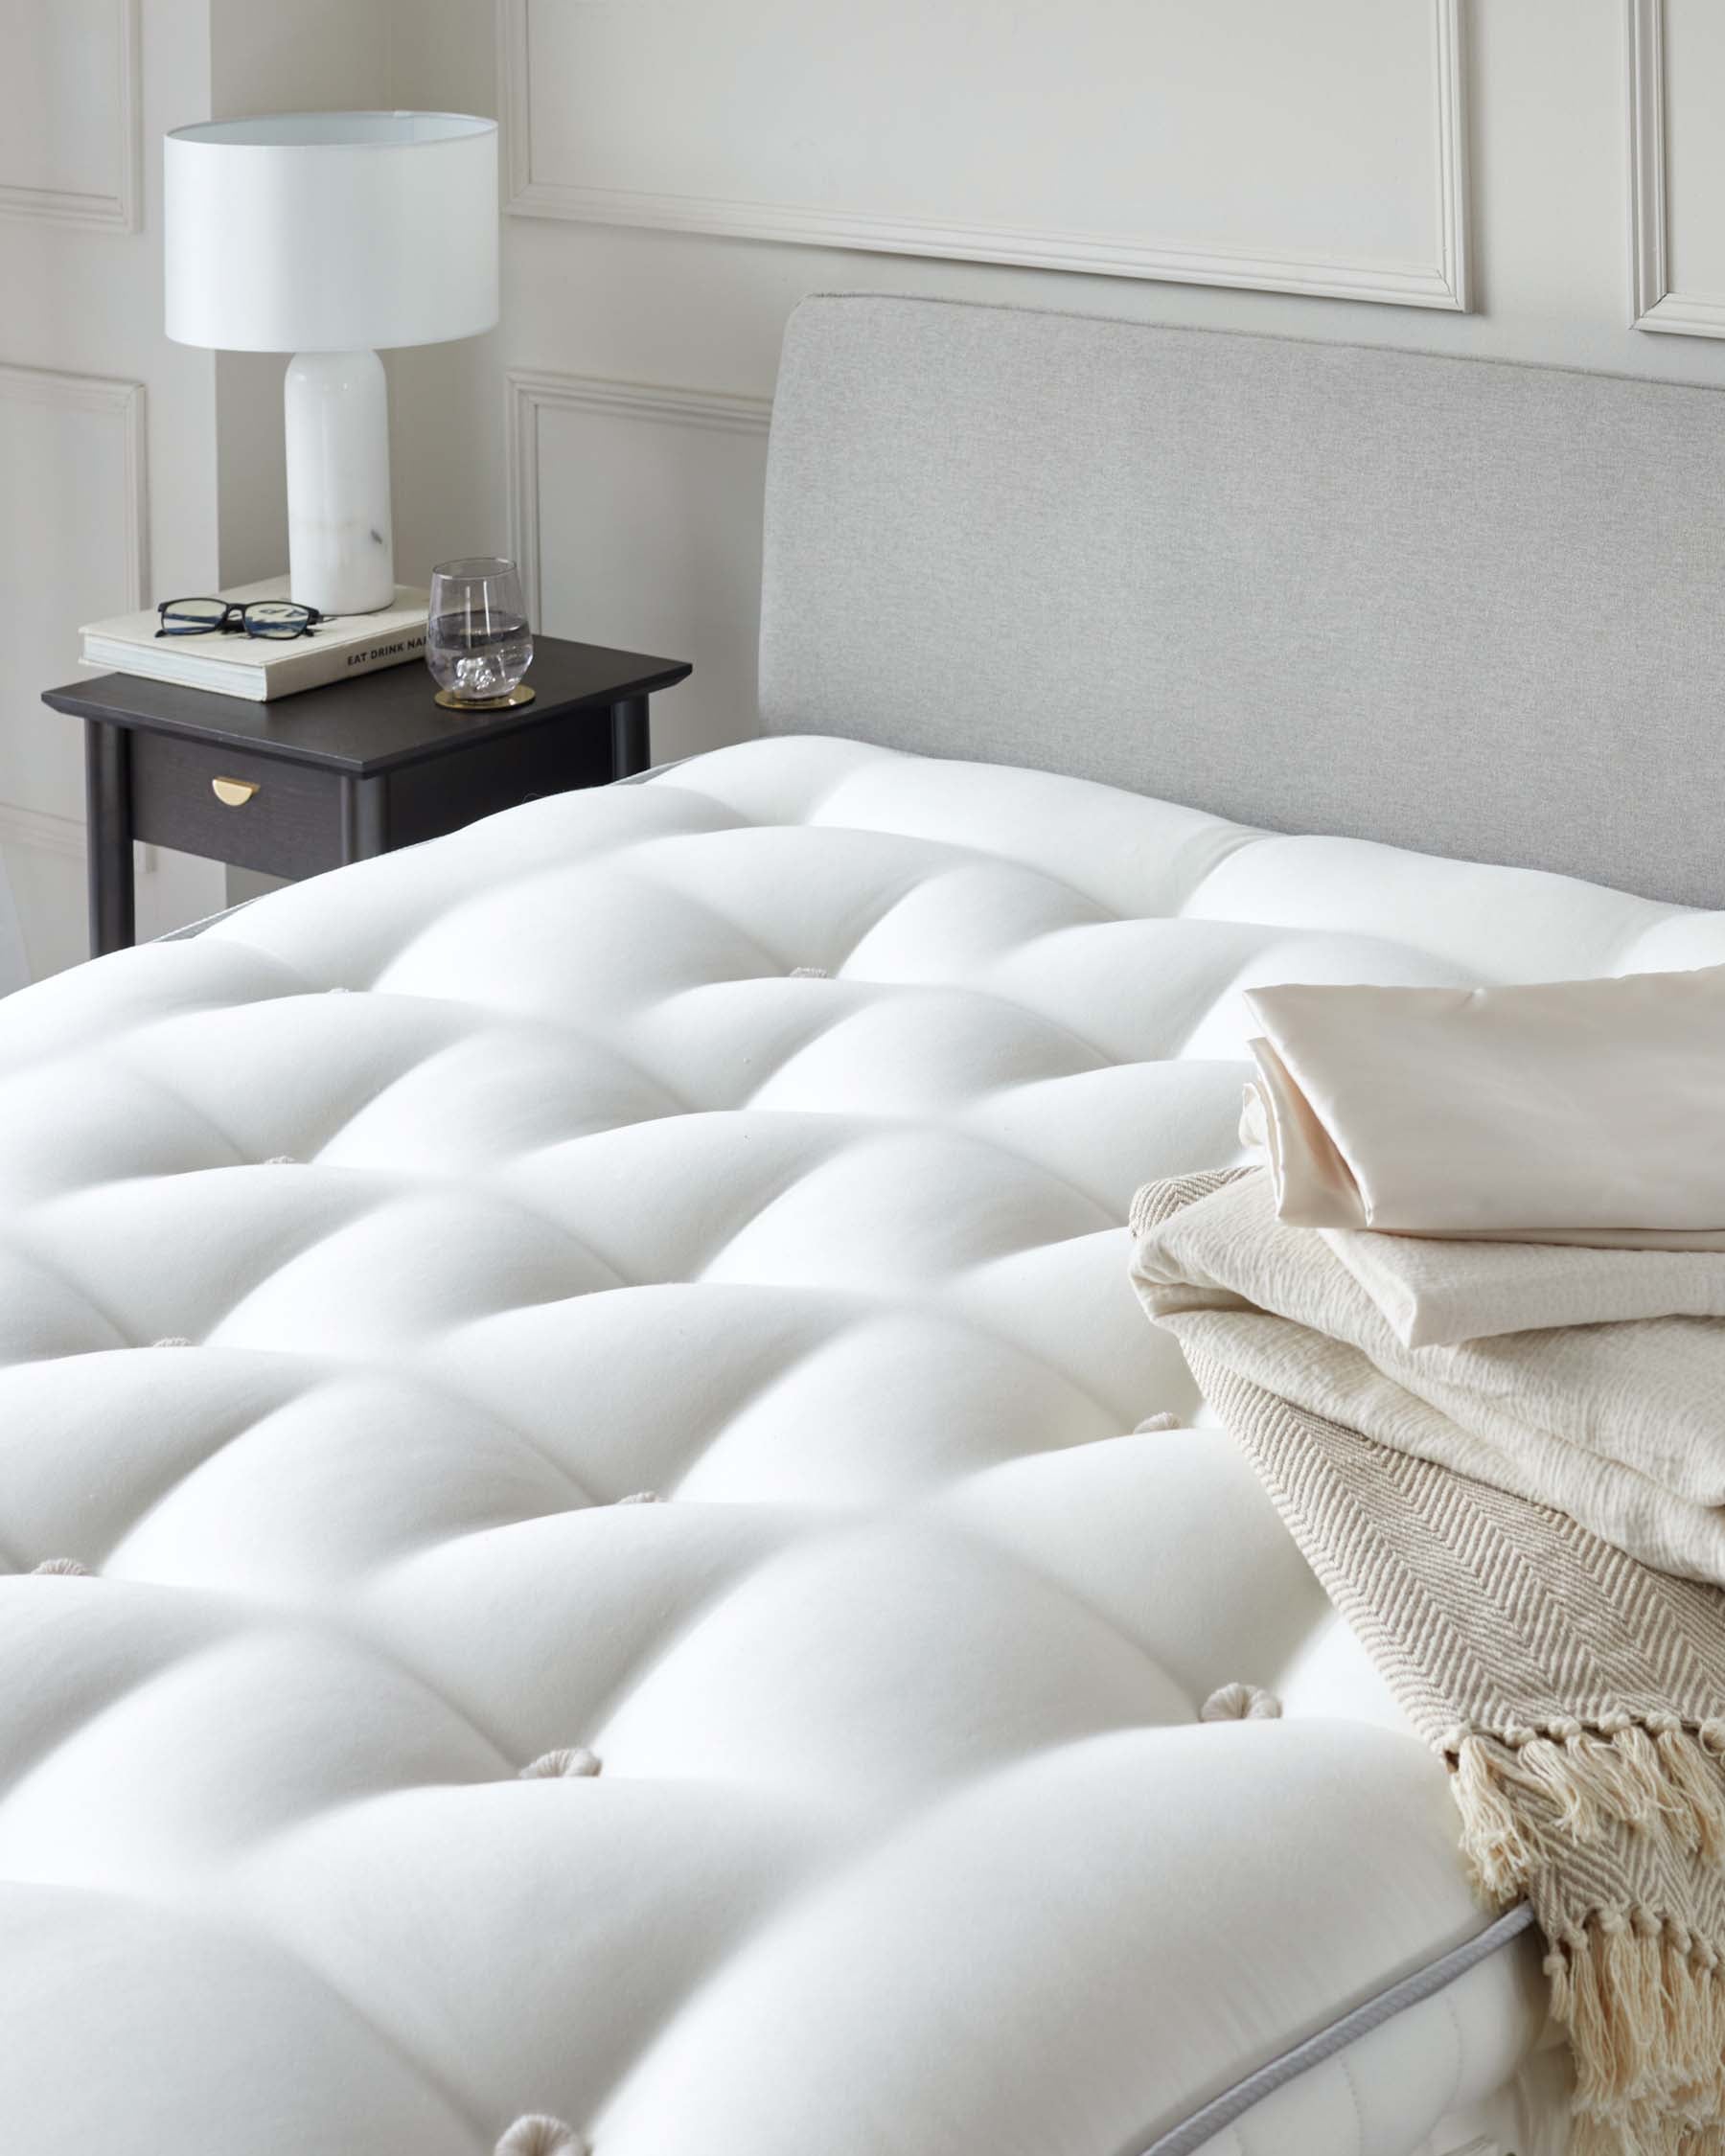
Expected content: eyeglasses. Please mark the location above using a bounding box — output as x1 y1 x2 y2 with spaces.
155 598 331 641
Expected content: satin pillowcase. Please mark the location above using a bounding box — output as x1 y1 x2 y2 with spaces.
1241 962 1725 1250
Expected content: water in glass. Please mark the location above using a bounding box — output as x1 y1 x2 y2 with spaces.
427 557 533 702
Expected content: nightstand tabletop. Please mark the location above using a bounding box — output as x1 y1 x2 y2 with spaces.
41 636 692 776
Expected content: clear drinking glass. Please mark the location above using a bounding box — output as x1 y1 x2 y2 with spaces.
426 557 533 703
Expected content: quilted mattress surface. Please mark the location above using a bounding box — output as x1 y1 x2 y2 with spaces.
14 734 1723 2156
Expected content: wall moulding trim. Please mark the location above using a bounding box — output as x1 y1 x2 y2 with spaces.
0 362 150 606
0 363 150 880
1627 0 1725 335
505 368 771 624
0 0 142 232
0 803 85 864
498 0 1470 311
0 802 154 876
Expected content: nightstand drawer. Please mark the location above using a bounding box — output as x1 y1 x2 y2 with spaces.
129 734 344 879
48 636 689 955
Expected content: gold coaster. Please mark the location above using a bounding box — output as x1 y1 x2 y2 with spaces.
434 682 537 712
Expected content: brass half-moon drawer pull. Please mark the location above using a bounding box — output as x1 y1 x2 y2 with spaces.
212 776 260 807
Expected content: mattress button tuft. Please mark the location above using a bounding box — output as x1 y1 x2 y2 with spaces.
495 2117 586 2155
1201 1682 1282 1723
520 1747 602 1780
32 1557 90 1576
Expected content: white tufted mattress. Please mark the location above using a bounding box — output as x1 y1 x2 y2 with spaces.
18 733 1725 2155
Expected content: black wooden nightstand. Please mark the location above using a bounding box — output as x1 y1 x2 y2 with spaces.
43 635 692 956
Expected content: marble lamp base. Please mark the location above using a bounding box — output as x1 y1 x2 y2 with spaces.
284 348 395 617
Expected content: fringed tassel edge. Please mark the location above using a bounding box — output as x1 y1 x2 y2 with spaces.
1547 1916 1725 2152
1447 1722 1725 2156
1446 1719 1725 1900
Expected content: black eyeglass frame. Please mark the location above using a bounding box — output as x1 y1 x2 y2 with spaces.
155 598 332 642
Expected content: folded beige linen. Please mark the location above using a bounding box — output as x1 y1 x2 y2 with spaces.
1244 962 1725 1247
1130 1167 1725 1584
1322 1222 1725 1348
1129 1168 1725 2156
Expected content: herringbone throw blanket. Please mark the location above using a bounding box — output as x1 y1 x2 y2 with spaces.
1131 1170 1725 2156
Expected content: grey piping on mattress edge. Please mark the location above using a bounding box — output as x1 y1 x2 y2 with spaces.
622 753 696 782
1131 1903 1537 2156
155 898 257 940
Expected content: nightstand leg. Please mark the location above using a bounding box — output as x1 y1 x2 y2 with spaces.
339 774 389 862
610 696 651 779
84 720 134 956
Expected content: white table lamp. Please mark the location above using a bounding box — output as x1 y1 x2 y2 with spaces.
165 111 499 616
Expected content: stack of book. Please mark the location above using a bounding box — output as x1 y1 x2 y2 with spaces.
79 579 429 702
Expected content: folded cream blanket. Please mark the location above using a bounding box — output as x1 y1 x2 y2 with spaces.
1321 1221 1725 1349
1246 964 1725 1247
1134 1170 1725 1583
1131 1168 1725 2156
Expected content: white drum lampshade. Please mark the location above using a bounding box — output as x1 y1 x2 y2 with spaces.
165 112 499 615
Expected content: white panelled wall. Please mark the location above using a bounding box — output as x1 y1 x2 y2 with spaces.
0 0 218 979
485 0 1725 777
0 0 496 975
6 0 1725 975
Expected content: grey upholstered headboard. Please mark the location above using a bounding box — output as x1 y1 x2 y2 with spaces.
760 293 1725 908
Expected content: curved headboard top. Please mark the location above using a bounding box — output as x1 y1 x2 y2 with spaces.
760 293 1725 907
